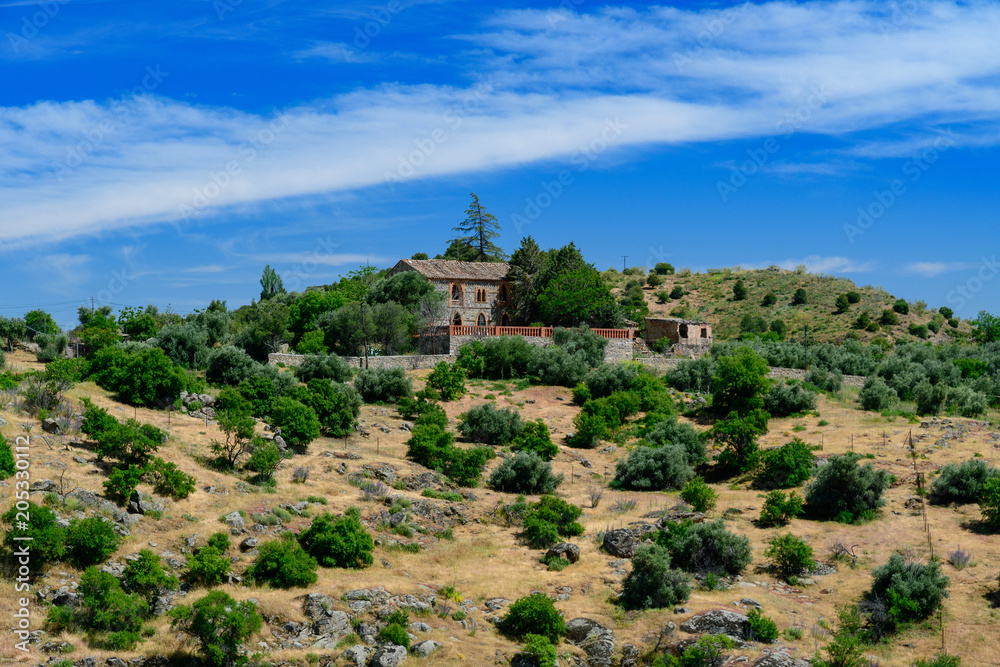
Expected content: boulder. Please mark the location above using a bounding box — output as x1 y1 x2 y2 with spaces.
751 653 812 667
565 618 615 667
602 529 637 558
340 645 375 666
31 480 57 492
679 609 749 642
302 593 350 637
239 537 259 552
411 640 442 657
223 511 245 530
656 511 706 528
546 542 581 564
42 418 62 434
128 490 163 516
370 645 408 667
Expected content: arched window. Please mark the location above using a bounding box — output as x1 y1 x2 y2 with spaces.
498 284 508 303
477 313 487 326
475 288 486 303
501 312 511 326
679 324 689 338
452 312 463 326
451 284 462 302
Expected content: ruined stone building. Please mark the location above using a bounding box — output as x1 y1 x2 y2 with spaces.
644 316 713 356
388 258 513 328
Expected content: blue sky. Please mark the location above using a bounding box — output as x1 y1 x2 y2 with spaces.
2 0 1000 330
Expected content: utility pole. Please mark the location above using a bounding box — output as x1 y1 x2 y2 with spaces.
622 256 628 272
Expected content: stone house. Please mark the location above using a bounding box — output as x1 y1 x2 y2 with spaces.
644 316 713 355
388 259 513 328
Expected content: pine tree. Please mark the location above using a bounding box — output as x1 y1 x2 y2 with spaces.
451 193 505 262
259 265 285 301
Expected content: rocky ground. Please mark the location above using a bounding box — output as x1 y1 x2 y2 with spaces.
1 351 999 666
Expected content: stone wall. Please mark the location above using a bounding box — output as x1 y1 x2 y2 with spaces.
268 353 455 370
603 338 634 363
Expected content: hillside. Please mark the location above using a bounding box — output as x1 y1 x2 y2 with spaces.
1 348 998 667
605 266 972 344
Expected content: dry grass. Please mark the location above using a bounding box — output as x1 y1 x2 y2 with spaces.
1 363 998 665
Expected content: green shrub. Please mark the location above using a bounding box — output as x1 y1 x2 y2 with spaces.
77 566 147 634
523 495 584 548
613 445 693 491
426 361 467 400
763 382 817 417
206 345 257 385
792 288 807 305
655 519 752 576
35 332 69 362
732 279 747 301
980 477 1000 530
647 418 706 465
489 451 562 495
459 403 524 445
298 508 374 569
146 458 197 499
2 502 66 575
247 535 319 588
585 363 639 399
745 608 778 643
378 622 410 649
570 401 619 448
758 490 804 527
757 438 815 489
805 453 891 522
0 434 16 479
764 533 815 577
354 367 413 403
521 634 557 667
66 517 120 567
864 554 949 637
103 465 145 505
680 477 717 512
186 540 231 587
946 385 988 418
245 439 284 479
860 376 897 411
909 323 929 339
528 345 590 387
294 379 362 437
664 357 715 393
501 593 567 643
268 397 321 449
914 380 948 415
122 549 178 609
571 382 592 405
930 459 1000 504
421 488 464 502
620 544 691 610
711 409 768 474
513 419 558 459
406 424 492 487
295 353 352 383
471 336 534 380
169 591 262 667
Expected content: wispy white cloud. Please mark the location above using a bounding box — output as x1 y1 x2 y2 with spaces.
904 261 977 277
4 1 1000 246
293 41 380 64
248 252 388 266
744 256 877 274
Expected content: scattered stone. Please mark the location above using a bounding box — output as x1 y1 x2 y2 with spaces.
411 640 442 658
370 645 408 667
545 542 581 564
224 511 245 530
565 618 615 667
42 418 62 434
674 607 692 615
31 480 57 492
410 622 431 633
679 609 749 642
73 455 88 465
751 653 812 667
239 537 258 552
340 645 375 666
128 490 163 516
602 529 637 558
740 598 762 609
